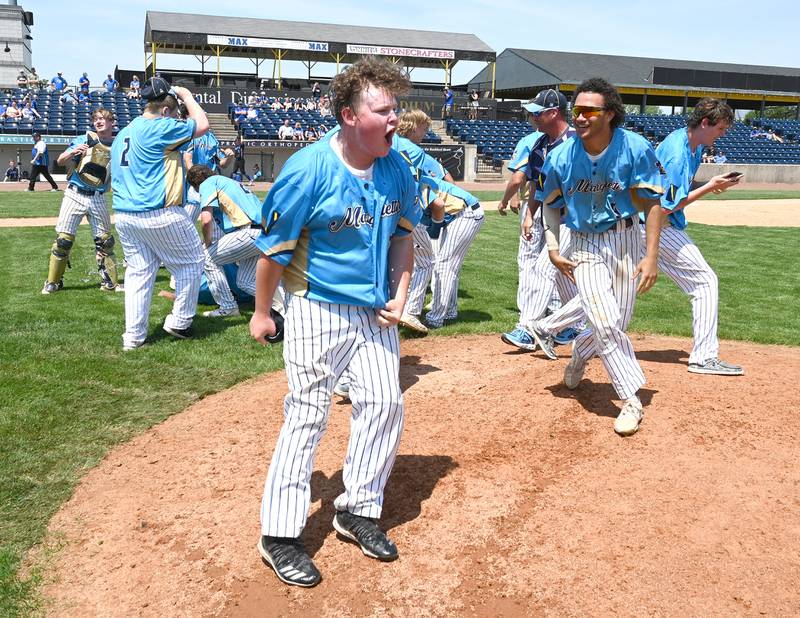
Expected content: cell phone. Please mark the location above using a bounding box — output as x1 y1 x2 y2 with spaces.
724 171 743 180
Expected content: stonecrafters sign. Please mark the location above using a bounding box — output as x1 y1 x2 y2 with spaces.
207 35 328 52
346 44 454 59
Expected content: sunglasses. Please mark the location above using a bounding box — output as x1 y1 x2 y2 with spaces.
572 105 606 119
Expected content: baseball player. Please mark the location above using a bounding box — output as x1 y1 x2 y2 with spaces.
41 108 122 294
183 128 234 222
501 89 578 350
111 77 209 351
249 58 420 587
652 98 743 375
392 110 452 333
27 132 60 192
541 78 665 437
497 114 547 340
186 164 285 317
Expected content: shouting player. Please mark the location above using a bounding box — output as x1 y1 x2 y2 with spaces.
249 58 420 587
541 78 665 436
42 108 122 294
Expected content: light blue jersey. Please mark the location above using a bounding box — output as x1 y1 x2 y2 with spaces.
392 135 448 180
542 128 665 234
418 176 479 226
111 116 196 212
66 131 113 193
508 130 544 174
255 139 421 309
199 175 261 233
189 132 222 172
655 127 702 230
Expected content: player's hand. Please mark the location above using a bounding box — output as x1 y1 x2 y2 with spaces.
521 207 534 241
509 200 520 214
72 144 89 156
171 86 191 100
634 255 659 294
223 148 235 157
497 200 509 216
708 173 740 194
249 311 276 345
376 298 403 328
549 250 577 284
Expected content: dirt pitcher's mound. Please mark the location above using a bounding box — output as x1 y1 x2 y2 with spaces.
43 334 800 616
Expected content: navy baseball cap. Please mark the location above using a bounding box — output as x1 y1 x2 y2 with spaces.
522 89 568 114
141 76 176 101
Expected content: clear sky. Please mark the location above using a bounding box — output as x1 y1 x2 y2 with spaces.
24 0 800 91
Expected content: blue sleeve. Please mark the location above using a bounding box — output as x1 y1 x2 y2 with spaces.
254 174 314 266
394 166 422 237
541 157 564 209
199 180 219 209
630 140 666 202
655 145 689 211
420 153 447 180
159 118 196 151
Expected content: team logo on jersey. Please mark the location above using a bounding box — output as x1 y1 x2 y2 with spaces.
567 179 623 196
655 159 667 176
328 205 374 232
381 200 401 217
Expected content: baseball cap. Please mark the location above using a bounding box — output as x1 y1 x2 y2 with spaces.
141 76 176 101
522 89 568 114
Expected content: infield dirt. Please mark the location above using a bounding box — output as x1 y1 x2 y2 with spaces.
40 333 800 616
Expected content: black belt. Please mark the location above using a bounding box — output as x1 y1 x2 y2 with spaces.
68 184 97 196
611 216 635 231
250 223 263 230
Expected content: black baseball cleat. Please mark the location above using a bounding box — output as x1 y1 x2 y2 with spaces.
162 324 193 339
333 511 398 561
257 536 321 587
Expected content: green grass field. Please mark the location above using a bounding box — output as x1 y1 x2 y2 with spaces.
1 193 799 615
3 188 800 219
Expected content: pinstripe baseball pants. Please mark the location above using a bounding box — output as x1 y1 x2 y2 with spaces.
519 225 578 333
55 187 111 238
570 220 645 400
405 224 436 317
645 225 719 364
115 208 204 348
425 207 484 326
261 296 404 538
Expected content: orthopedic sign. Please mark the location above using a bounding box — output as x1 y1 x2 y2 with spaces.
346 44 455 59
207 35 328 52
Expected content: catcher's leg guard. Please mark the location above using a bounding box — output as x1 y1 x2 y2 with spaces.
46 232 75 284
94 233 118 289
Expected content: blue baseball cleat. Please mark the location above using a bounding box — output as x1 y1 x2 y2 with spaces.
554 327 580 346
500 328 537 351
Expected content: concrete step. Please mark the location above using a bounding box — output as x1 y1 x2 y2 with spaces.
474 173 504 182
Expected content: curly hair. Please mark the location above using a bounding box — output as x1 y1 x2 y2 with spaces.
330 57 410 124
186 164 216 191
397 109 431 137
688 97 734 129
573 77 625 130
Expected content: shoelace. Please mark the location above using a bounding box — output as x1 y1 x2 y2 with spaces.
269 539 310 568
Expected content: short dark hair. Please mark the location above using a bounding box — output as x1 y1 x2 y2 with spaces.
186 164 216 191
688 97 734 129
573 77 625 130
330 57 410 124
144 94 179 115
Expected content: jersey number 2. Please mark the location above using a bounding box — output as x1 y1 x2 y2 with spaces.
120 137 131 167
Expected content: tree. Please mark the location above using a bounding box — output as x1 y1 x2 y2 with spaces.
744 106 797 122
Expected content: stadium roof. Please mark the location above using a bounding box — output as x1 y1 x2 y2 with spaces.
144 11 496 67
468 49 800 105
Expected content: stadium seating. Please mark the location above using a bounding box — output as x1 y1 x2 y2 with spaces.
0 88 144 136
445 114 800 167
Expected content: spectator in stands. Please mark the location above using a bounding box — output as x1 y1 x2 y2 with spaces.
292 122 304 141
17 70 28 90
468 89 480 121
28 67 41 88
246 104 259 120
248 162 263 186
4 100 21 120
277 118 293 140
50 72 67 92
4 160 19 182
317 123 329 137
25 93 39 111
78 91 90 103
311 81 321 101
103 74 118 92
304 125 319 141
78 72 90 94
304 98 316 111
21 101 40 121
0 101 7 118
767 129 784 143
233 102 247 125
270 98 282 111
319 95 331 117
128 75 141 98
60 88 78 104
714 151 728 164
750 127 766 139
442 86 454 120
